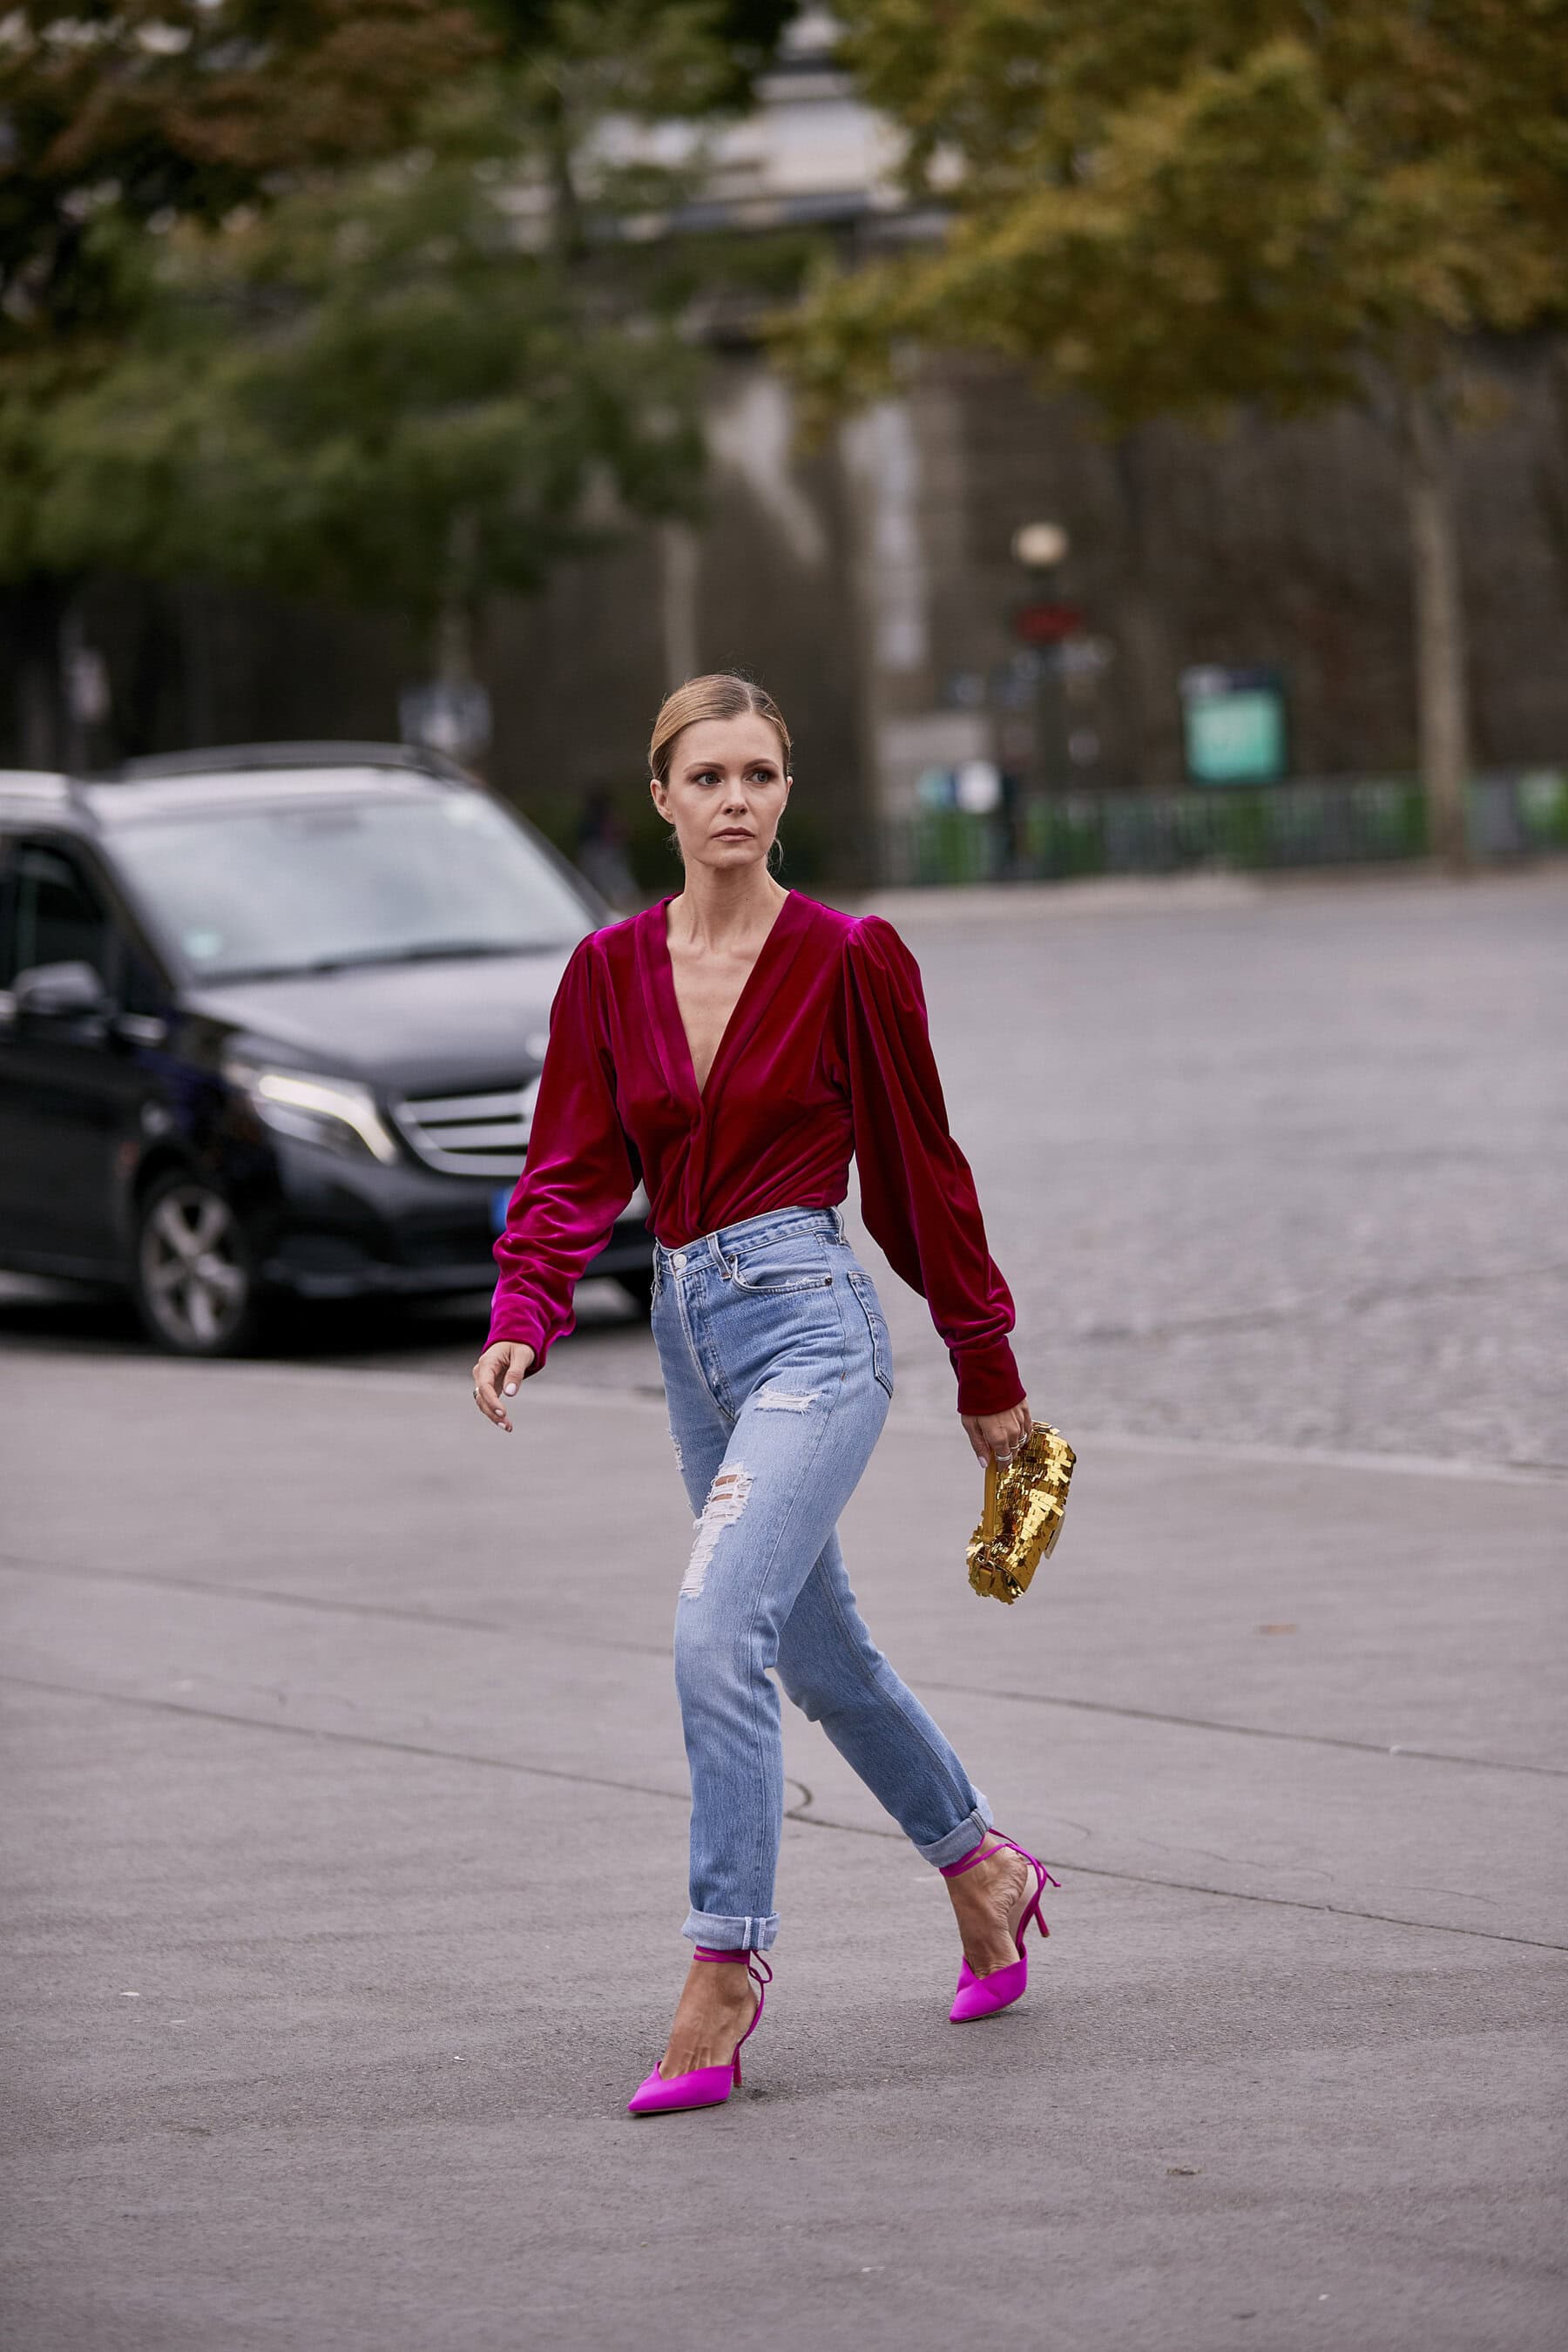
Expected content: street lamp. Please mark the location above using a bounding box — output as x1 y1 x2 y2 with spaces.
1011 520 1071 571
1009 522 1082 806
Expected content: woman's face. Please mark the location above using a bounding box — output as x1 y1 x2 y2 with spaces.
651 714 791 877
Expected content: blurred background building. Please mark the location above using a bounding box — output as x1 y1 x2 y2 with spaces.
3 4 1567 887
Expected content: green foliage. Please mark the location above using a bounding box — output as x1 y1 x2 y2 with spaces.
479 0 795 100
2 2 804 652
781 1 1568 429
0 1 491 354
34 84 707 630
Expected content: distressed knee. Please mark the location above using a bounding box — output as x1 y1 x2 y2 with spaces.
679 1463 753 1600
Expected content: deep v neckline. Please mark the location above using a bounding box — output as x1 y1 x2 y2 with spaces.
656 889 799 1107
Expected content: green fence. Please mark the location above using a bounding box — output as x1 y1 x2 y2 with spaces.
880 770 1568 888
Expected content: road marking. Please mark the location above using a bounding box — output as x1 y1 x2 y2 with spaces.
5 1673 1565 1956
6 1553 1563 1780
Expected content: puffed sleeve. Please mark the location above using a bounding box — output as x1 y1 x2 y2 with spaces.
843 916 1024 1416
486 934 636 1370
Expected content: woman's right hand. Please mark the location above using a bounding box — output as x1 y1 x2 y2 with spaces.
471 1341 536 1432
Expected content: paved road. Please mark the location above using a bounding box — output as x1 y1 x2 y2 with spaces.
3 871 1565 2349
3 1359 1565 2350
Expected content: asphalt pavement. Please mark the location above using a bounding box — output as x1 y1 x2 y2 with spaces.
3 870 1565 2350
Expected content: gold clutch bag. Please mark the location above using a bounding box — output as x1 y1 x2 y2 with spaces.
966 1423 1076 1604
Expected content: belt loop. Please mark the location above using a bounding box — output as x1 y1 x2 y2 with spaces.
831 1206 846 1240
706 1227 727 1272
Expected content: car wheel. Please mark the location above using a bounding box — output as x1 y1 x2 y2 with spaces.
132 1173 263 1355
618 1267 655 1318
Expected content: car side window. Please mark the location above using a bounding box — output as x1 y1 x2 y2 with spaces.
11 842 111 983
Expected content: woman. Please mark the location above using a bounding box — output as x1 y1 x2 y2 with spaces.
471 674 1054 2116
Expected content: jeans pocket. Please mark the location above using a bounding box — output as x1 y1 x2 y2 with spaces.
728 1235 834 1294
845 1265 895 1396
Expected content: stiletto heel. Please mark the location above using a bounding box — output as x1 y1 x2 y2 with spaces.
626 1948 772 2116
1022 1879 1056 1943
940 1836 1058 2024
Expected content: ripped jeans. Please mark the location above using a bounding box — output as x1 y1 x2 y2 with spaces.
651 1206 991 1951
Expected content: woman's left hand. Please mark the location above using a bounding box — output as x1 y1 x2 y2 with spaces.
962 1398 1032 1468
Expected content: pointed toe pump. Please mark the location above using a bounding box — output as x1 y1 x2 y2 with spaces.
941 1836 1059 2024
626 1948 772 2117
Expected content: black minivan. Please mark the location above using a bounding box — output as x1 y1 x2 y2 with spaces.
0 745 652 1352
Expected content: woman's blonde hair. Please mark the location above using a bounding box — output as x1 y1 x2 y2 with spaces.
648 673 792 785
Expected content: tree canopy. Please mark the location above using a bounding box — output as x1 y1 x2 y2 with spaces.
2 0 802 742
782 0 1568 427
33 77 709 639
0 1 490 354
779 0 1568 859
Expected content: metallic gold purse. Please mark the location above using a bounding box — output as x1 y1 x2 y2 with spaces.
966 1423 1076 1604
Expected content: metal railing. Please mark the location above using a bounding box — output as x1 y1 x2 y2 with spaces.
878 770 1568 888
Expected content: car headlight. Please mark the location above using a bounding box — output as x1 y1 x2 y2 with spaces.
223 1054 400 1166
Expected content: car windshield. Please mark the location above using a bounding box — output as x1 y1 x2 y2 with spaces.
111 792 591 983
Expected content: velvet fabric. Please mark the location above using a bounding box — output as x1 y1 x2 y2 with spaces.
486 890 1024 1415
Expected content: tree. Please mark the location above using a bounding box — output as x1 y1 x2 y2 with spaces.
2 0 798 760
780 1 1568 866
1 0 496 756
0 0 789 348
37 72 711 709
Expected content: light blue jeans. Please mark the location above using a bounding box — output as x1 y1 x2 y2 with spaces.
651 1205 991 1951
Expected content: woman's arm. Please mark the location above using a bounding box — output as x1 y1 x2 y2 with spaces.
476 935 636 1421
843 916 1025 1426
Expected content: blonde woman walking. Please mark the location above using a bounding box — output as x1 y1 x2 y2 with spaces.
472 675 1055 2114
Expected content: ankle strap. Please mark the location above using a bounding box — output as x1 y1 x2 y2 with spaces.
694 1946 773 1978
939 1836 1014 1882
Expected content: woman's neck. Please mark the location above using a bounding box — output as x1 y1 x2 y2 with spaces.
668 864 788 950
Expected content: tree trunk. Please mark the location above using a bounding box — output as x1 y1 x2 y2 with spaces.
17 643 59 768
542 87 585 265
435 590 476 692
5 580 69 768
178 578 219 750
419 517 491 775
1402 386 1471 872
658 521 700 686
1109 431 1180 789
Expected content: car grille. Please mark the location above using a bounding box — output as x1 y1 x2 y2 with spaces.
394 1080 540 1176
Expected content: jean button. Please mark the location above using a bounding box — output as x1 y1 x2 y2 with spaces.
672 1253 686 1271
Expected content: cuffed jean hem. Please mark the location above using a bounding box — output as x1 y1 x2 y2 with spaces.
682 1909 781 1952
915 1798 994 1872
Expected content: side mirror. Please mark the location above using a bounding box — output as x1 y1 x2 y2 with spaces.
10 960 112 1022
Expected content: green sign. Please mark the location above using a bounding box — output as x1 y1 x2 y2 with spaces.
1180 668 1288 785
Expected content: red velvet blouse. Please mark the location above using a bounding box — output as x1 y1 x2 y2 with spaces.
487 890 1024 1415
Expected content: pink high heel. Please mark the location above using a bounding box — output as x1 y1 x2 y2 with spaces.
941 1835 1059 2024
626 1947 773 2116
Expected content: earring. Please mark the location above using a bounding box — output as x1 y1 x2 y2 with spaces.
767 836 783 873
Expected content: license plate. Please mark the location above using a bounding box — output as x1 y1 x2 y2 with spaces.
491 1186 513 1233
